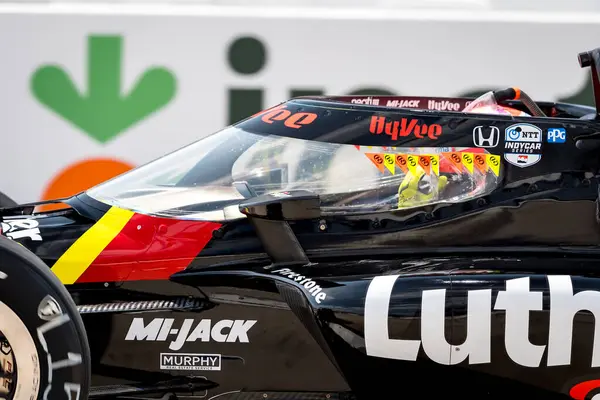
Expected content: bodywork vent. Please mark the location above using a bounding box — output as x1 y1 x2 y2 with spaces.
77 298 204 314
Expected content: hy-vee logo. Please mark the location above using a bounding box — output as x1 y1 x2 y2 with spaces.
125 318 257 351
365 275 600 368
369 116 442 141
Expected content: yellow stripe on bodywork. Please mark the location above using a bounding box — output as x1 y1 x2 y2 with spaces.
51 206 135 284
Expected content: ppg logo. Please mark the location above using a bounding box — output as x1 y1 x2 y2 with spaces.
472 126 500 148
547 128 566 143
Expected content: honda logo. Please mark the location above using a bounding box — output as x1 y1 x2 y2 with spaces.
473 126 500 148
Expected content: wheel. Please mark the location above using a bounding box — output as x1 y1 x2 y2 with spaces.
0 237 90 400
0 193 16 208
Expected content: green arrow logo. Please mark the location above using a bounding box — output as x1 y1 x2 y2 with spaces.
31 35 176 143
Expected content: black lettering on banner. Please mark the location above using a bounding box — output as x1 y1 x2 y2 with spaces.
396 155 406 165
384 154 394 164
421 158 430 167
431 157 438 167
451 153 461 163
408 157 417 167
490 157 499 167
373 154 383 164
463 153 473 163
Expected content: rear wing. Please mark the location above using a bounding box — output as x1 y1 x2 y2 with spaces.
578 47 600 120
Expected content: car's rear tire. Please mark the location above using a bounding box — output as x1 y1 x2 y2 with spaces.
0 237 90 400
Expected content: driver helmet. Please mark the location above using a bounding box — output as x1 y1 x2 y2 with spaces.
467 104 531 117
463 90 531 117
397 92 531 208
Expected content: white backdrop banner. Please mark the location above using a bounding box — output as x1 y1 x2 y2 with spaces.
1 4 599 204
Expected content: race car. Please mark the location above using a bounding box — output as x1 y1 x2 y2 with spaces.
2 46 600 400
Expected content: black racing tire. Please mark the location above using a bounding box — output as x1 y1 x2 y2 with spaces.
0 193 16 208
0 237 90 400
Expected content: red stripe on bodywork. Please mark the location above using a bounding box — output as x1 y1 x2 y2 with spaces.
76 213 221 283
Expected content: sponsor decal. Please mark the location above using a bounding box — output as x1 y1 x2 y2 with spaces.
271 267 327 303
351 97 380 106
0 345 13 396
365 275 600 368
369 116 442 141
472 126 500 148
427 99 461 112
547 127 566 143
0 218 42 241
125 318 257 351
461 152 474 173
260 105 317 129
362 151 500 177
504 153 541 168
503 123 542 168
486 153 501 176
394 154 409 174
505 123 542 147
160 353 221 371
406 155 418 175
385 99 420 108
338 97 473 111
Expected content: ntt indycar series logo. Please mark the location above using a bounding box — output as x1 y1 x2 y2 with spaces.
505 123 542 148
503 123 542 168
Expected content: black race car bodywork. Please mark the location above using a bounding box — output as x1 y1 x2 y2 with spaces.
3 48 600 400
